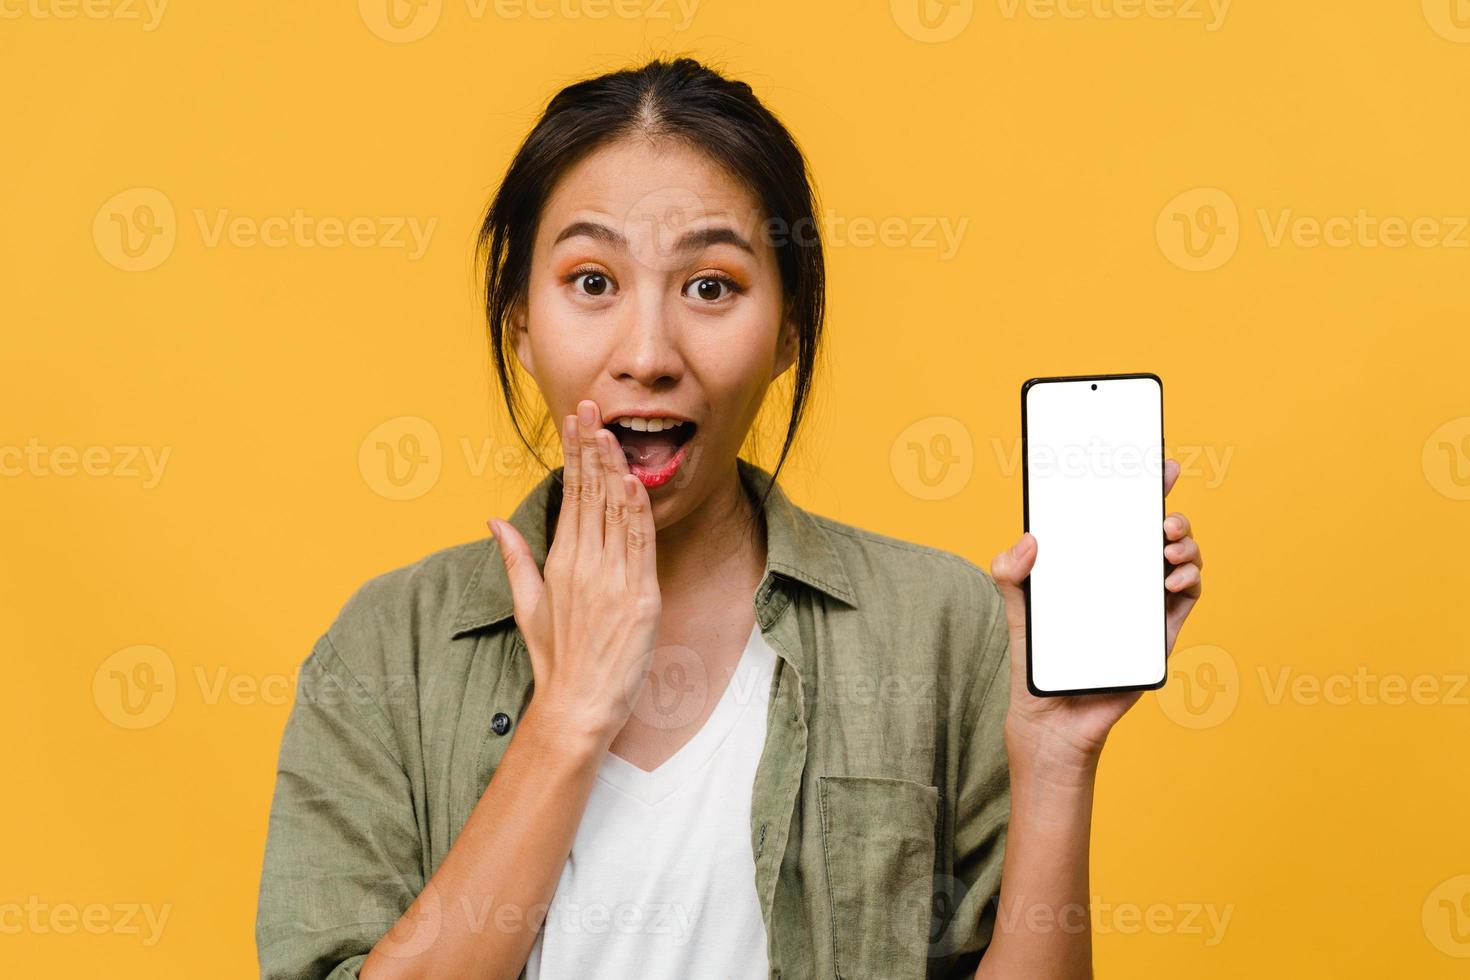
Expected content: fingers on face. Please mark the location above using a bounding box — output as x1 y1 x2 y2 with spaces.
554 402 657 591
559 413 580 507
598 428 629 579
576 401 605 552
546 413 581 572
623 470 657 591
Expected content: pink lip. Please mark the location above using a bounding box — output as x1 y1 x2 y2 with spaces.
629 442 689 489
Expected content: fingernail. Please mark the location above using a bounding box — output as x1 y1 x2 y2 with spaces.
578 401 596 426
487 519 500 538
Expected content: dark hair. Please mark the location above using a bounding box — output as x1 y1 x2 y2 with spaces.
475 56 825 517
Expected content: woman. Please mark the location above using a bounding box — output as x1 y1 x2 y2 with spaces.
256 58 1204 980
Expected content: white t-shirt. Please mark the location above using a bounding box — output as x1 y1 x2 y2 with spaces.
524 622 777 980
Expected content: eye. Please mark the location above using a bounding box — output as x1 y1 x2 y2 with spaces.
572 270 612 296
684 274 740 303
563 265 615 297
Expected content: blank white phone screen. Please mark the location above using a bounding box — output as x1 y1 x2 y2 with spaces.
1024 377 1166 694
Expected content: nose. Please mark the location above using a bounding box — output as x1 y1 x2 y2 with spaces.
607 290 684 390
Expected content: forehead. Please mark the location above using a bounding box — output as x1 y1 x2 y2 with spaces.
540 137 767 235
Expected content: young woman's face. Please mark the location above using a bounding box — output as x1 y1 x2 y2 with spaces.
513 137 797 524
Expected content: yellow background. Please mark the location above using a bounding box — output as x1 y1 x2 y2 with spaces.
4 0 1469 976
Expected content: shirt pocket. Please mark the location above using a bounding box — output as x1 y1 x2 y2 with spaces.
817 774 939 980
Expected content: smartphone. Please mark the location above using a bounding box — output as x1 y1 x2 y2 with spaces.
1021 373 1168 697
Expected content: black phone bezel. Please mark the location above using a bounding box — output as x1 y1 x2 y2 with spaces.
1020 372 1169 698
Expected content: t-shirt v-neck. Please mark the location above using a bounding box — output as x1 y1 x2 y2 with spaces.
596 620 771 806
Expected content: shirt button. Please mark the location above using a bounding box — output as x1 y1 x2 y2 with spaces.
490 712 512 736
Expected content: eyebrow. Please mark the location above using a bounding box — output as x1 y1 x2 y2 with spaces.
552 220 754 255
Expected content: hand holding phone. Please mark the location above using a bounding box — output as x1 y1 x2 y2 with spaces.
988 374 1204 763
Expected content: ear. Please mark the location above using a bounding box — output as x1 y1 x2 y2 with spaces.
509 300 534 378
772 314 799 380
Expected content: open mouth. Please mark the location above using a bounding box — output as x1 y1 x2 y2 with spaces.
607 417 697 488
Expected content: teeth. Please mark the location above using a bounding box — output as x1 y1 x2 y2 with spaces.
612 417 687 433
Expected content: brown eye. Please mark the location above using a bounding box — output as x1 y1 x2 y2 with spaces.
577 272 609 296
685 275 735 302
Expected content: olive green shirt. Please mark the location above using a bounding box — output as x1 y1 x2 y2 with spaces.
256 457 1013 980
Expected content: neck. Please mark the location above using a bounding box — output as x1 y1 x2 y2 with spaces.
652 461 767 604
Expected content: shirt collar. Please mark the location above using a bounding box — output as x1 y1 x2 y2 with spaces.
450 456 857 639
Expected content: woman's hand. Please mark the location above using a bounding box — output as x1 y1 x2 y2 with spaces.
990 457 1205 777
490 399 662 749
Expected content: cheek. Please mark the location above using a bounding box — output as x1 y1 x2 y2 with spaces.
687 309 782 420
522 285 603 403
